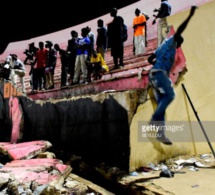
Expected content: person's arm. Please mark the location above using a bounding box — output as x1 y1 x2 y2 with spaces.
133 21 146 30
133 15 146 29
152 5 161 25
152 2 172 25
137 53 156 80
148 53 156 65
174 6 197 41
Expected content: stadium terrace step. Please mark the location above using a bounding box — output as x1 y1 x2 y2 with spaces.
9 34 187 101
11 38 157 99
6 32 186 101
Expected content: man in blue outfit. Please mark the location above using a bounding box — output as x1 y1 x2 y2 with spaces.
73 27 91 84
145 5 197 145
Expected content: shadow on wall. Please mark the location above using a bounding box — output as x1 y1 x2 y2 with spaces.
9 95 131 171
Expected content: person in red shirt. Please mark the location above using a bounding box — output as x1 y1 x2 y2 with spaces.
32 42 48 92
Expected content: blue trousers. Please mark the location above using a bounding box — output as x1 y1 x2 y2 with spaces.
148 69 175 136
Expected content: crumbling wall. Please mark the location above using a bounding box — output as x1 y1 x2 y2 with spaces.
16 90 141 171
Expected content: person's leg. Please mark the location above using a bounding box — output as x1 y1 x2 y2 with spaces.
38 68 44 90
134 35 145 55
42 67 46 90
98 67 106 79
134 36 139 55
94 62 102 80
24 56 29 64
149 70 175 144
113 56 118 69
45 73 50 89
19 76 26 93
9 69 16 86
145 24 148 47
73 56 81 84
97 46 104 59
119 44 124 67
50 68 55 88
61 66 67 87
158 18 168 46
80 54 88 83
151 71 175 121
86 62 93 83
140 35 146 55
48 71 54 89
111 45 119 69
33 68 38 91
13 69 25 92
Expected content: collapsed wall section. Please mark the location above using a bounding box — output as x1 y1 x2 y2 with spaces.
16 90 142 171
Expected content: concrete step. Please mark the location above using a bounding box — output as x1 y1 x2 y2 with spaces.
14 38 157 96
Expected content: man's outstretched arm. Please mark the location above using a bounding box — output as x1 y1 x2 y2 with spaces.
174 6 197 40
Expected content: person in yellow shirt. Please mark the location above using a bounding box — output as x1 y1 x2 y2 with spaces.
86 50 109 82
133 8 146 55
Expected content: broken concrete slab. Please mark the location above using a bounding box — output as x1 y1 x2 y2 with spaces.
67 173 115 195
0 140 52 160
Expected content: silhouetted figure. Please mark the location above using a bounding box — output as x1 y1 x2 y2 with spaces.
86 26 96 61
96 19 108 59
0 62 10 81
23 43 38 65
45 41 57 89
108 7 125 69
54 43 69 87
24 43 38 91
67 30 78 85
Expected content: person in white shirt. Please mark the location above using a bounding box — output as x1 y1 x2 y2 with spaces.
6 54 26 93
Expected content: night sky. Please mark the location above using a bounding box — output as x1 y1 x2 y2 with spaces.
0 0 139 54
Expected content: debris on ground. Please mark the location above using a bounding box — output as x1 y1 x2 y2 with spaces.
0 141 113 194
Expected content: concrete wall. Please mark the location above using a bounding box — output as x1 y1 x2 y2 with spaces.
16 90 141 171
129 1 215 171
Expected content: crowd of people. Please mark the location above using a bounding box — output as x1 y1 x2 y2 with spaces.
2 1 175 96
2 4 152 94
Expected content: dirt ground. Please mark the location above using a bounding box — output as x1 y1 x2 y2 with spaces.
121 154 215 195
139 153 215 195
152 167 215 195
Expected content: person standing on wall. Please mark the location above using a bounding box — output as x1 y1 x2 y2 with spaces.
45 41 57 89
67 30 78 85
152 0 172 46
54 43 69 87
73 27 91 85
33 42 48 92
6 54 26 94
96 19 108 59
108 7 125 69
133 8 147 56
